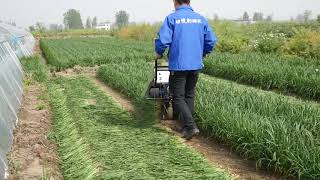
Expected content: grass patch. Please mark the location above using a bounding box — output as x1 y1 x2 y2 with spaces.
20 56 48 83
35 102 47 111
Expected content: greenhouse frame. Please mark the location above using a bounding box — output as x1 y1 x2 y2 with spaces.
0 23 35 179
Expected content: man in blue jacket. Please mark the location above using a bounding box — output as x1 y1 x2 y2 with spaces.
155 0 217 140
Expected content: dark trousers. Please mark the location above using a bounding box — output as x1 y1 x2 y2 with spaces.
170 70 199 130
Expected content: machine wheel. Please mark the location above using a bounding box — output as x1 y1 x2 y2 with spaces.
161 103 173 120
160 106 166 120
166 106 174 120
149 88 160 98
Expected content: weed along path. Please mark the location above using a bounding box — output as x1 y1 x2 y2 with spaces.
54 67 280 179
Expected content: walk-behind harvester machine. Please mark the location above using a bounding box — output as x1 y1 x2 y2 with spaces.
145 59 174 120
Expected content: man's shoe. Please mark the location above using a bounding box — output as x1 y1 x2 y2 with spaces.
182 128 194 140
193 126 200 136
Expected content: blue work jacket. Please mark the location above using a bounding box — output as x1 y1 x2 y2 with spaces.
155 5 217 71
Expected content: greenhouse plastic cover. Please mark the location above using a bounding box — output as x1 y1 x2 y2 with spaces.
0 23 34 180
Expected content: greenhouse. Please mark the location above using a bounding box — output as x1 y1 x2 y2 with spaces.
0 23 35 179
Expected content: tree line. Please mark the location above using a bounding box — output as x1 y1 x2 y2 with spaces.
29 9 129 31
28 9 320 32
239 12 273 22
213 10 319 23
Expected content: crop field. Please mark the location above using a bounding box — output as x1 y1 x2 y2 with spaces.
204 52 320 100
48 76 230 179
29 36 320 179
40 37 153 70
22 56 230 179
196 75 320 178
3 0 320 178
41 37 320 100
97 60 320 179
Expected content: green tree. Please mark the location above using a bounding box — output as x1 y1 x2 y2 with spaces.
29 26 35 32
92 16 98 27
213 13 219 21
49 24 63 31
63 9 83 29
303 10 312 22
266 15 273 22
35 22 46 32
86 17 92 28
296 14 304 22
317 15 320 23
49 24 59 30
253 12 263 21
115 10 129 28
242 11 250 21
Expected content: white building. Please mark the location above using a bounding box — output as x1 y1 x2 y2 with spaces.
96 22 112 30
233 19 258 25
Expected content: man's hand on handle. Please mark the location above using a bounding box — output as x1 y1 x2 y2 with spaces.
155 53 163 60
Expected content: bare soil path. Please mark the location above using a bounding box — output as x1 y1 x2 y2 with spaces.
54 66 134 113
161 120 282 180
7 85 62 180
55 67 283 180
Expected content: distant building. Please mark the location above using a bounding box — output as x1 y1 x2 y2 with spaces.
233 20 257 25
96 22 112 30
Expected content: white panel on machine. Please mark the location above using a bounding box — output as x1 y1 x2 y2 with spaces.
157 71 170 83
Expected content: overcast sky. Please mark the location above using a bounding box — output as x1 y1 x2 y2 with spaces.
1 0 320 28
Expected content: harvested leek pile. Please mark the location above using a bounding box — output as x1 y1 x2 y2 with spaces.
48 76 230 179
